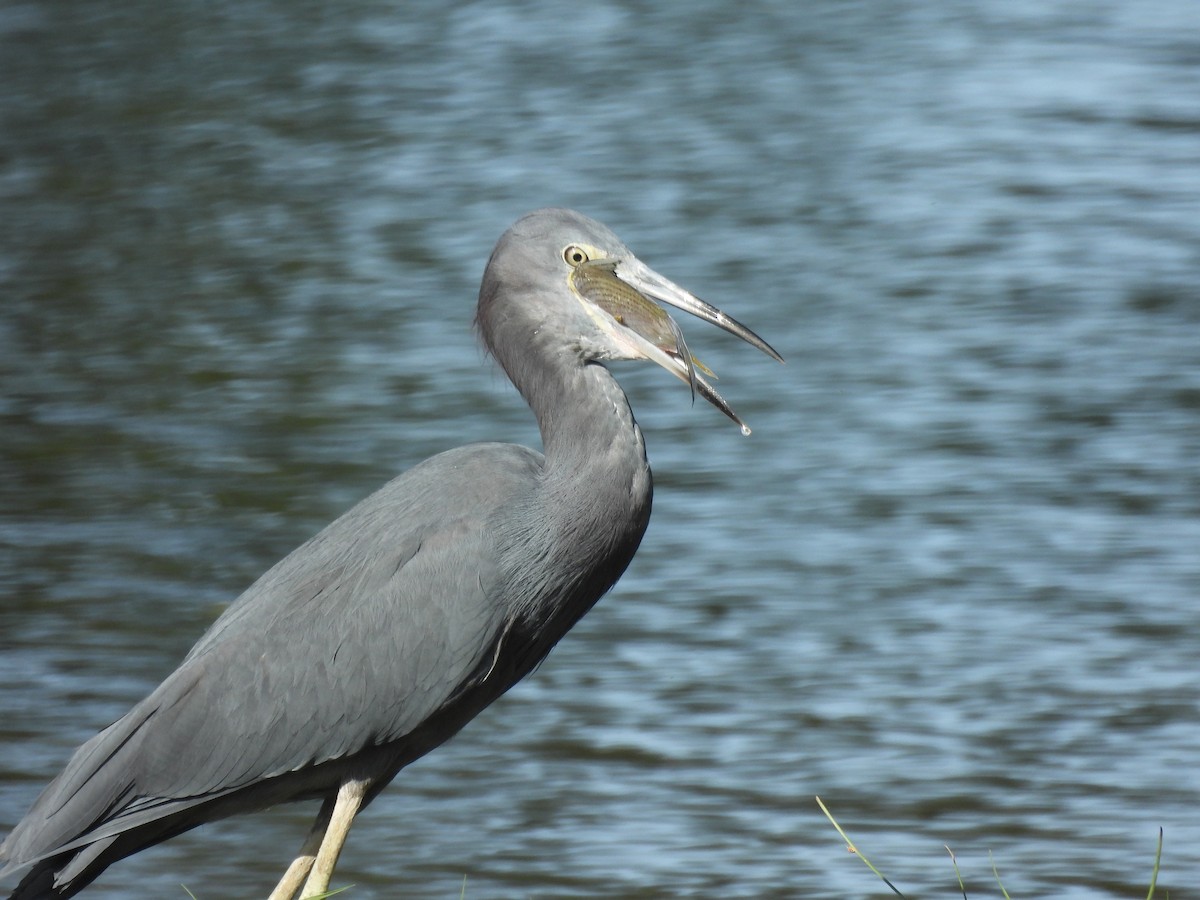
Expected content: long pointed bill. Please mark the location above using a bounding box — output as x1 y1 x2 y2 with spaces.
616 258 785 365
569 256 783 436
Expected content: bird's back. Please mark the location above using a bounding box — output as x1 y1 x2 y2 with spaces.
1 442 552 896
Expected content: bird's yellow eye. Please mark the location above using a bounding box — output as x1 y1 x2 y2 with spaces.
562 245 589 267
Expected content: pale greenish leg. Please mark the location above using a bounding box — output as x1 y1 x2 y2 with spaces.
299 778 370 899
267 795 335 900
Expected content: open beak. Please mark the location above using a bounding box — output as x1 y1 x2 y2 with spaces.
569 256 783 435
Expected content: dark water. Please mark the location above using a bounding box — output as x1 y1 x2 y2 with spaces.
2 1 1199 896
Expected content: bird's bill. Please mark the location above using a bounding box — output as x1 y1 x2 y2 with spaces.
615 258 784 365
572 256 783 436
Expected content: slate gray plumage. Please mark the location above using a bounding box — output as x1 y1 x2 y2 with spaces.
0 208 781 898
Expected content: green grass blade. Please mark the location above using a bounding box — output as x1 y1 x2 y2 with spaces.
1145 827 1163 900
944 845 968 900
815 796 907 898
989 850 1011 900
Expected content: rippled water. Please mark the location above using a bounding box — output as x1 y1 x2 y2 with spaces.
2 1 1198 896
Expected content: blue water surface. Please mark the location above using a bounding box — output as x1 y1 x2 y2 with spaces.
2 1 1198 896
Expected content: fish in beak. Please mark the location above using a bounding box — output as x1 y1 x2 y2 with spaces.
567 252 783 435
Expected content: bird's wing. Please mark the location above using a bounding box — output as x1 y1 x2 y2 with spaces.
0 443 539 872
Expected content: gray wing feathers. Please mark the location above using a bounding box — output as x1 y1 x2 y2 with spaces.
1 443 540 874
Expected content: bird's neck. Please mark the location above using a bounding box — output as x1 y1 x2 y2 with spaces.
497 343 653 631
526 350 648 484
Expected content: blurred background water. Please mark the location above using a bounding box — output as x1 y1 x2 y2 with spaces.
2 0 1198 896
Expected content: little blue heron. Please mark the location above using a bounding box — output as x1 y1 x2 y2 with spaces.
0 208 782 898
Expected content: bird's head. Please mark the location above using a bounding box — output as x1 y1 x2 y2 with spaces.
477 208 782 434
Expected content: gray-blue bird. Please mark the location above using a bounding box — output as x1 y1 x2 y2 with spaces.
0 208 782 898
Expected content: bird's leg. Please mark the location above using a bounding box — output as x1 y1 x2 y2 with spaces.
298 776 370 899
267 795 336 900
